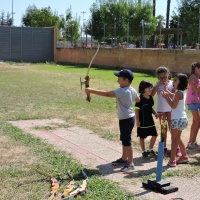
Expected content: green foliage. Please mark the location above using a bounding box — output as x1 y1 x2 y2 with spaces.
64 20 80 45
62 7 80 46
172 0 200 45
0 10 12 26
22 5 61 27
85 0 157 44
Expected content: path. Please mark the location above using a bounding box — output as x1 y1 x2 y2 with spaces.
8 118 200 200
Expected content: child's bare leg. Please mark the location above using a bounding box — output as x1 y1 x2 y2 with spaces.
170 129 181 161
178 139 187 156
122 145 128 161
189 111 200 143
149 136 157 149
123 146 133 164
140 138 145 151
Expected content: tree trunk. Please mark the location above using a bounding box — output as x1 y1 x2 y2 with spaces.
165 0 171 48
151 0 156 47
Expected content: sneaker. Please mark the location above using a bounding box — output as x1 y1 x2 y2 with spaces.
187 142 200 150
148 150 157 158
120 164 135 172
142 151 149 158
164 147 168 157
176 148 182 157
167 159 176 167
176 156 189 164
112 158 127 166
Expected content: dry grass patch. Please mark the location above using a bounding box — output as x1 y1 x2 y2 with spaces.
0 135 38 168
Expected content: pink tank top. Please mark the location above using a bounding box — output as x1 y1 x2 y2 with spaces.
187 74 200 104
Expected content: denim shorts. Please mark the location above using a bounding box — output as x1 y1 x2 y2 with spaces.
171 118 188 131
188 103 200 111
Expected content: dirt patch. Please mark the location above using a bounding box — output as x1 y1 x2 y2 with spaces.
0 135 38 169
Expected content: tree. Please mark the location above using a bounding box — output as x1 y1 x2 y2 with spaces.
0 10 12 26
173 0 200 46
62 7 80 46
22 5 61 27
85 0 157 46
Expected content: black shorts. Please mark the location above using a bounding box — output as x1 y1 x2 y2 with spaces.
137 126 158 139
119 117 135 146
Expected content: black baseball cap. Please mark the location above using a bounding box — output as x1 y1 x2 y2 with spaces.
113 69 134 81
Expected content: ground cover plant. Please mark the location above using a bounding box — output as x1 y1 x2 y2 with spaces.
0 62 199 200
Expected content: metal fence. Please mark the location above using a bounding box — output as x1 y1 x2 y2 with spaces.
0 26 54 62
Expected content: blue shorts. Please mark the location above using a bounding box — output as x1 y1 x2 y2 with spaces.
171 118 188 131
119 117 135 146
188 103 200 111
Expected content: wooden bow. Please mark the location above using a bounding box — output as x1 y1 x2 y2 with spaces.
80 43 100 102
35 168 59 199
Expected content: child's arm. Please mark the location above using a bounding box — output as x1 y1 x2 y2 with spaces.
135 96 140 103
135 108 140 127
163 81 175 98
189 76 200 93
85 88 116 98
152 108 158 119
161 90 182 109
151 81 162 96
164 88 175 98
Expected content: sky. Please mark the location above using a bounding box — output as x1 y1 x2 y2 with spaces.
1 0 178 26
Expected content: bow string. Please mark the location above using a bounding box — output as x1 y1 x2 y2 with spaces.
80 43 100 102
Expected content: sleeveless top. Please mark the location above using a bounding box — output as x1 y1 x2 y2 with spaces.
187 74 200 104
172 90 187 119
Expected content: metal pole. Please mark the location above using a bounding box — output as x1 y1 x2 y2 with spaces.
198 7 200 49
91 19 92 45
114 17 116 46
81 11 86 44
177 16 180 48
127 22 129 44
104 23 105 42
142 19 144 48
159 20 161 48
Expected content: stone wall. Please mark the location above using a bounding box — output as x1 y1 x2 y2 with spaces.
55 47 200 74
53 30 200 75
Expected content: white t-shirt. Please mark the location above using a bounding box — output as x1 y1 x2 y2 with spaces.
172 90 187 119
114 86 139 120
154 80 173 112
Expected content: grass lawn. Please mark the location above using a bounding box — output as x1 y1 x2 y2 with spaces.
0 62 196 200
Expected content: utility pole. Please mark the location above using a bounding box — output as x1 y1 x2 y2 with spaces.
104 23 106 42
81 11 86 26
141 19 144 48
127 22 129 44
81 11 86 45
198 7 200 49
177 16 180 47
